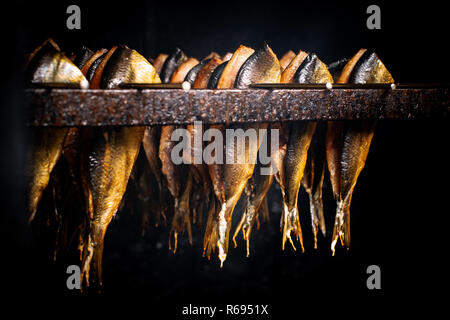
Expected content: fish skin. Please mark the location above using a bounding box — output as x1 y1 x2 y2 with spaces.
26 43 89 88
161 55 203 251
279 50 296 70
159 125 180 198
193 57 222 89
282 121 317 251
143 127 168 225
159 48 188 83
73 46 94 69
293 53 333 84
272 122 290 202
26 39 88 222
81 126 145 287
101 46 160 88
232 132 274 257
186 124 211 208
207 61 228 89
169 170 193 253
235 43 281 88
215 44 278 265
184 59 210 85
279 52 333 251
152 53 168 75
191 57 224 257
85 52 107 82
81 46 160 287
28 128 68 223
328 50 394 254
218 45 255 89
205 46 254 259
327 58 349 82
80 49 108 78
170 57 199 83
280 50 308 83
301 122 327 248
218 123 267 264
326 121 344 200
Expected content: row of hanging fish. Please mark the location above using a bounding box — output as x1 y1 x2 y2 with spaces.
25 38 394 288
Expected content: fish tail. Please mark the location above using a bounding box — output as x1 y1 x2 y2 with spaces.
343 203 351 248
217 202 230 267
331 200 346 256
232 212 245 248
308 194 319 249
81 222 107 289
282 203 304 252
202 198 217 257
310 191 326 249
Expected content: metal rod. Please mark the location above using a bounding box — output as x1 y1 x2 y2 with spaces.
25 88 449 126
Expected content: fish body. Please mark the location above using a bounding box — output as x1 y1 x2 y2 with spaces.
214 44 279 264
281 53 333 251
159 48 187 83
301 122 327 248
26 39 88 222
193 57 222 89
279 50 296 70
327 49 394 254
81 46 160 287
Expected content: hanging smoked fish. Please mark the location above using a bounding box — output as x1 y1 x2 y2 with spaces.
80 45 160 287
327 49 394 254
159 53 198 252
26 38 88 223
202 45 255 262
301 121 327 248
213 44 280 265
279 52 333 251
231 43 283 257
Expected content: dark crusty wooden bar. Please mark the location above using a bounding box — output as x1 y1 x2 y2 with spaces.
26 87 449 126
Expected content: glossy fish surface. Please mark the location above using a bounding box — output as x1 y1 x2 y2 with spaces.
159 48 187 83
327 49 394 254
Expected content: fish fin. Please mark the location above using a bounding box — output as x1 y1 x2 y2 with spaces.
281 204 304 252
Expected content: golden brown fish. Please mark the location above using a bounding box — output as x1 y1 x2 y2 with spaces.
184 59 211 85
203 45 255 261
143 126 167 226
152 53 169 75
26 42 89 88
327 49 394 254
215 44 280 265
159 48 187 83
170 57 199 83
159 56 200 252
73 46 94 69
193 57 223 89
80 45 160 287
281 53 333 251
279 50 296 70
232 127 275 257
301 121 327 248
26 39 88 222
191 58 226 256
80 49 108 76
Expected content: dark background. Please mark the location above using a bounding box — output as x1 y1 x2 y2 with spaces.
1 0 448 316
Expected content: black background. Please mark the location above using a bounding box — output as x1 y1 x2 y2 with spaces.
1 0 448 316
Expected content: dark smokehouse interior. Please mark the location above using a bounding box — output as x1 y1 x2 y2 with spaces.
1 0 448 315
